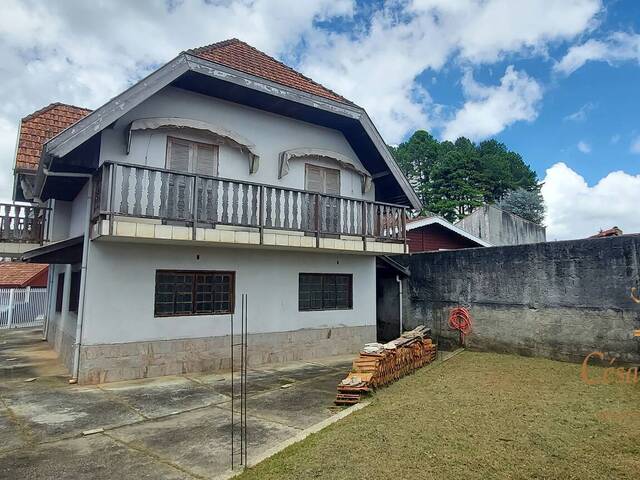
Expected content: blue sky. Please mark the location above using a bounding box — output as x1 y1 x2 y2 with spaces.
1 0 639 239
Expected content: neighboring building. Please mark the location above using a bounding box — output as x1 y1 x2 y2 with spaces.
406 216 490 253
455 204 546 246
13 39 420 384
0 263 48 288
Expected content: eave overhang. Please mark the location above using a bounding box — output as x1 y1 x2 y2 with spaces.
35 53 421 209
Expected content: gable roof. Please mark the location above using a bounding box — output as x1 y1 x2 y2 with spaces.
34 39 420 209
188 39 354 106
407 215 491 247
15 103 92 172
0 262 48 288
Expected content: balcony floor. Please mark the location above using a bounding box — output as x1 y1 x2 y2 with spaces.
91 218 407 255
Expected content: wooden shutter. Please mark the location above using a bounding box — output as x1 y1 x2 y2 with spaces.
324 169 340 195
305 165 324 193
167 138 190 172
195 144 218 176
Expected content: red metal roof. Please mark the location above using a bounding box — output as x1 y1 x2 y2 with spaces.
0 263 48 288
188 39 354 106
15 103 92 172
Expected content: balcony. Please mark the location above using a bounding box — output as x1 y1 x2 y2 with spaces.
0 203 50 257
91 161 408 254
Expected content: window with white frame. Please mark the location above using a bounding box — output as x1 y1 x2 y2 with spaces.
166 136 219 176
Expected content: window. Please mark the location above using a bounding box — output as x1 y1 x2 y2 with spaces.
154 270 234 317
166 136 219 176
55 273 64 313
299 273 352 311
305 164 340 195
69 271 81 313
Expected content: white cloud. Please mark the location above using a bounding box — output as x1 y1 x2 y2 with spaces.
300 0 600 143
577 140 591 153
630 136 640 154
0 0 354 201
0 0 603 201
441 66 542 141
541 162 640 240
564 102 595 122
611 133 621 144
554 31 640 76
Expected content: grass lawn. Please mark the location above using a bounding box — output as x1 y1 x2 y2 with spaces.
239 351 640 480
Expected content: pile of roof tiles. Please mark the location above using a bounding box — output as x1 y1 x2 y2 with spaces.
335 326 437 405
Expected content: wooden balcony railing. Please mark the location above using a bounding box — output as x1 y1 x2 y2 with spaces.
0 203 49 244
93 161 407 245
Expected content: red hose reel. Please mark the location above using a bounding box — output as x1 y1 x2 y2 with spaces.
448 307 473 346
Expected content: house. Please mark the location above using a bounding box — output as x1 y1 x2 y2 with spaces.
0 262 48 288
406 216 490 253
12 39 420 384
455 204 546 246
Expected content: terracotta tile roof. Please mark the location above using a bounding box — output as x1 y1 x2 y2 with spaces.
0 263 48 288
589 226 623 238
15 103 92 172
188 39 355 106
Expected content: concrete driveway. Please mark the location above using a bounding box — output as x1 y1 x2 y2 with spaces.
0 329 353 479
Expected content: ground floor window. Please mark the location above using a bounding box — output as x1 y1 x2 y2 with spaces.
299 273 353 311
154 270 235 317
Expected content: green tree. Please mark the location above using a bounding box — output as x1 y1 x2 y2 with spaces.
497 188 545 225
390 131 540 222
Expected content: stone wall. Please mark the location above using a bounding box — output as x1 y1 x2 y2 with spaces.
77 325 375 384
395 235 640 364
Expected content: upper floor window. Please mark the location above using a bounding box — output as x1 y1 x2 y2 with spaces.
166 136 219 177
305 164 340 195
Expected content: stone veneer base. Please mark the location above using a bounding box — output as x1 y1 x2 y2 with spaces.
77 325 375 384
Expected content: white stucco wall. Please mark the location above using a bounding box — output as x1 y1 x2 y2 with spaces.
48 199 72 242
99 86 374 200
81 241 376 346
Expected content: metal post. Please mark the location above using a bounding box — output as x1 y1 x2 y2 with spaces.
192 176 198 241
7 288 14 329
362 202 367 251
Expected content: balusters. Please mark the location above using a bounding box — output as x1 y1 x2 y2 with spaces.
241 183 249 225
159 172 168 218
265 187 273 227
120 166 131 214
291 191 299 230
274 188 281 228
146 170 156 217
283 189 290 229
133 168 143 216
231 182 239 225
250 185 258 226
221 181 230 223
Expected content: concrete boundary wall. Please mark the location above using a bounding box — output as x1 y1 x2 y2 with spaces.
395 235 640 364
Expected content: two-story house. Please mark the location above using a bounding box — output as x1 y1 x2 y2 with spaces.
13 39 420 384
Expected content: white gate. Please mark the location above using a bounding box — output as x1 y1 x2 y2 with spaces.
0 287 48 329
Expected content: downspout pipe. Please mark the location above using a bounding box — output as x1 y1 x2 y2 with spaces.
43 168 93 384
396 275 403 336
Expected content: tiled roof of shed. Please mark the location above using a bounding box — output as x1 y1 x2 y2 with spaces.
0 262 48 288
188 39 354 106
15 103 92 172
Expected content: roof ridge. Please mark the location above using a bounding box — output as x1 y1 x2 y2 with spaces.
187 38 355 106
22 102 92 122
